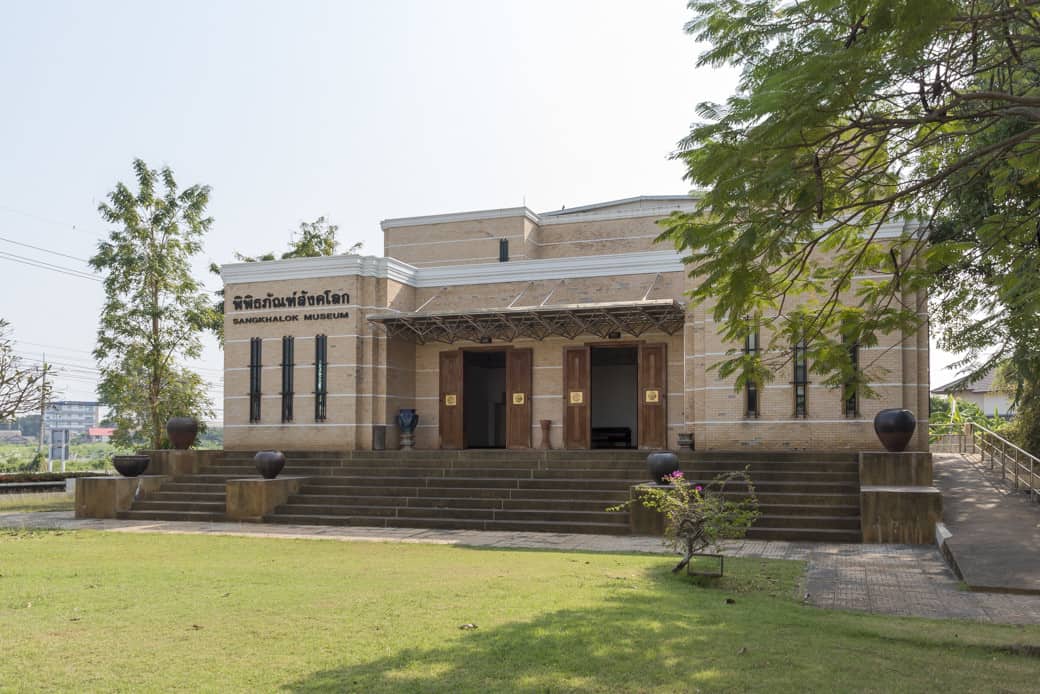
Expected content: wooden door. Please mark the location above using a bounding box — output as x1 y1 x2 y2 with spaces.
638 343 667 449
505 348 532 449
563 346 590 449
439 350 463 449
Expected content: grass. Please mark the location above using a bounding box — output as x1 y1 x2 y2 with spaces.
0 492 73 514
1 531 1038 693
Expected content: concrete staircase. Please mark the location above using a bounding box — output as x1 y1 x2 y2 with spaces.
117 449 861 541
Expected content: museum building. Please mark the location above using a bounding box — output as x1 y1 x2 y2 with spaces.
221 195 929 453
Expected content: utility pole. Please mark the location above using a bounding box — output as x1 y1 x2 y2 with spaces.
37 352 48 472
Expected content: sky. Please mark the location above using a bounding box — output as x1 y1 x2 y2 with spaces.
1 1 963 421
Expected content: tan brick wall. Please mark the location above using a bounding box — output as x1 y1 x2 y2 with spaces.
384 217 527 267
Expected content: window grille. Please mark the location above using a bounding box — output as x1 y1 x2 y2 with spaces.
280 336 294 423
793 336 808 417
745 329 760 418
249 337 262 423
314 334 327 421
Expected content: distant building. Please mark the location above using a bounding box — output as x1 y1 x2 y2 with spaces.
932 372 1014 418
86 427 115 442
43 401 100 438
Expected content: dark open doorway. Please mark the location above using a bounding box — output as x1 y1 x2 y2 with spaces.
590 346 638 448
463 350 506 448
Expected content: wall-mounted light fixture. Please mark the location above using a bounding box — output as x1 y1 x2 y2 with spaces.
479 336 492 344
607 331 622 339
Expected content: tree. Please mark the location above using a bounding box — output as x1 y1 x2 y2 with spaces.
207 216 362 341
659 1 1040 446
0 320 51 421
90 159 216 449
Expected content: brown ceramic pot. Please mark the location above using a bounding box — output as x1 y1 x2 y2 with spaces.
873 408 916 452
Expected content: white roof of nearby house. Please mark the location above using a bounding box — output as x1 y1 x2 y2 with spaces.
932 371 998 395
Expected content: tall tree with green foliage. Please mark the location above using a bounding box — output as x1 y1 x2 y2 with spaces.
91 159 215 449
207 216 362 341
659 0 1040 448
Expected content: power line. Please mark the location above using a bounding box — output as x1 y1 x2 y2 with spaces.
0 234 91 264
0 250 100 281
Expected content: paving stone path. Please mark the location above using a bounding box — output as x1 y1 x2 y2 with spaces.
4 510 1040 624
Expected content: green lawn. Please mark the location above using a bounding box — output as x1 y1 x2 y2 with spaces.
0 531 1038 693
0 492 73 514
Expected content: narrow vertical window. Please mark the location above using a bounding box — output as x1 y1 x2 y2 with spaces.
499 238 509 262
843 335 859 417
793 336 808 417
281 335 294 423
745 329 760 418
314 334 327 421
249 337 262 423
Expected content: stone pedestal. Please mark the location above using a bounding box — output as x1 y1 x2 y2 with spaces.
75 475 168 519
858 450 941 544
861 486 943 544
628 483 667 535
144 449 222 477
226 476 309 522
859 451 933 486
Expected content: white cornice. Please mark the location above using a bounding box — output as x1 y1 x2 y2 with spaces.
221 250 683 288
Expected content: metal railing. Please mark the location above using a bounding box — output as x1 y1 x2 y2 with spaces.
968 422 1040 503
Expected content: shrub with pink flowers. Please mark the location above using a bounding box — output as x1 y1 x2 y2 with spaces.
612 467 760 573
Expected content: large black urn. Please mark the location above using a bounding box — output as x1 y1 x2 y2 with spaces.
112 455 150 477
254 450 286 479
873 408 917 452
646 451 680 485
166 417 199 450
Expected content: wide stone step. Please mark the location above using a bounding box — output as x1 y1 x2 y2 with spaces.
753 503 860 517
115 509 227 522
753 514 861 530
263 513 631 535
681 470 859 483
161 482 227 494
680 460 860 474
147 491 226 502
744 491 861 506
133 500 226 513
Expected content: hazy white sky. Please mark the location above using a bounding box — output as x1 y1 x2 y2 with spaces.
1 1 962 417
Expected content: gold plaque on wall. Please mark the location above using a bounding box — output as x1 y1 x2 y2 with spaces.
444 394 457 406
645 389 660 403
569 391 584 405
512 392 526 405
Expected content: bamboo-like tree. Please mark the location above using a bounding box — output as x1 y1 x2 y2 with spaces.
91 159 215 449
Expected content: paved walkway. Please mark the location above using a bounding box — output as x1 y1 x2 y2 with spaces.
934 452 1040 594
4 509 1040 624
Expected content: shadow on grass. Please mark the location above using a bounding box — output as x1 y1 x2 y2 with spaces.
283 561 801 693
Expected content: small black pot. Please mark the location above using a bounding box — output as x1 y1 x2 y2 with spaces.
254 450 286 479
873 408 917 452
112 455 150 477
166 417 199 450
646 451 680 485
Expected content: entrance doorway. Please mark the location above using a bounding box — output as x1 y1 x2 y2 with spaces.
590 346 638 448
463 351 506 448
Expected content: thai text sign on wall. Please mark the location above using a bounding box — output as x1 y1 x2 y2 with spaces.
230 289 351 325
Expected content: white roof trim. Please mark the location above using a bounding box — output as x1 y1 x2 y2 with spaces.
381 206 540 230
221 249 683 288
538 194 700 217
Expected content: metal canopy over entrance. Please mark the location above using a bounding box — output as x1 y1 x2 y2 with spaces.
367 299 685 345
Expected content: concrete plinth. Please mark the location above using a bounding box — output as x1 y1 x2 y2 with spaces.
226 476 309 522
75 475 168 519
861 485 943 544
859 451 933 486
144 449 223 477
628 483 667 535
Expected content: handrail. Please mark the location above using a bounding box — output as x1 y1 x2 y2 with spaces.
968 422 1040 503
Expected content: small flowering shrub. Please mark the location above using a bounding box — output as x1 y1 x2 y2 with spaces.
612 467 760 573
